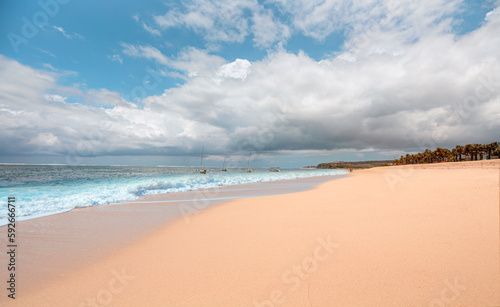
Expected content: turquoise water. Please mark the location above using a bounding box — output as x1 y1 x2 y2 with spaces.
0 165 347 225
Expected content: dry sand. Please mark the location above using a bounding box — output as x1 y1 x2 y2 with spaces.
3 160 500 306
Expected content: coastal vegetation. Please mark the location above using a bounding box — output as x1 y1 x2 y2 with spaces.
394 142 499 165
316 142 499 169
317 160 393 169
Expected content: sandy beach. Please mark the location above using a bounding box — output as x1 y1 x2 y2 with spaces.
2 160 500 306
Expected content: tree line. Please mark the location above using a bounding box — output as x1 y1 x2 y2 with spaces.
394 142 499 165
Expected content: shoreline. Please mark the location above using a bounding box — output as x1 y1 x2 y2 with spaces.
0 174 345 299
2 161 499 306
0 167 347 227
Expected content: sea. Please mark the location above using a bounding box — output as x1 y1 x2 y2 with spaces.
0 164 347 226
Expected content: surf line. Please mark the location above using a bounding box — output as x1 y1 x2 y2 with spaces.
117 195 268 205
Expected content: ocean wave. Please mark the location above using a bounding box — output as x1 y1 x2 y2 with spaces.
0 168 347 225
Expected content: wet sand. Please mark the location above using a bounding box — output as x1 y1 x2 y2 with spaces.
0 175 341 299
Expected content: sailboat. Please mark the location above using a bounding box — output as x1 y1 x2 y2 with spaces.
245 155 252 172
221 156 228 172
200 146 206 174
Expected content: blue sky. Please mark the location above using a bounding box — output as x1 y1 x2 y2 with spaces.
1 0 500 167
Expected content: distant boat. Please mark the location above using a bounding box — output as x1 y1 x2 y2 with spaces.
269 167 280 172
221 156 227 172
200 146 206 174
245 155 252 172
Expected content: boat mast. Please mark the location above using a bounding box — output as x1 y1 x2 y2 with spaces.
200 146 204 168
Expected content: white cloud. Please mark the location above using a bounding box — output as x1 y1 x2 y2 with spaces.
84 89 132 107
251 9 291 47
121 44 225 79
149 0 466 49
53 26 71 38
268 0 461 41
485 6 500 22
52 26 84 39
121 43 170 65
108 54 123 64
0 55 202 157
132 13 162 36
153 0 291 48
44 94 67 103
170 47 226 78
38 49 57 58
268 0 351 40
217 59 252 80
142 22 161 36
154 0 256 44
42 63 58 71
29 132 60 147
146 9 500 153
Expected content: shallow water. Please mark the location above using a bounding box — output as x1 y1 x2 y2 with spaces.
0 164 347 224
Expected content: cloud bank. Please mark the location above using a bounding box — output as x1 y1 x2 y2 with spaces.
1 1 500 164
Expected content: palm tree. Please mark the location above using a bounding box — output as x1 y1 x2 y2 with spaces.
442 148 451 161
451 148 456 161
464 144 473 161
473 144 483 160
393 142 500 165
417 152 424 163
455 145 464 161
423 149 432 163
431 149 438 162
493 147 500 158
480 144 487 160
434 147 450 162
405 154 411 165
486 142 499 159
434 148 441 162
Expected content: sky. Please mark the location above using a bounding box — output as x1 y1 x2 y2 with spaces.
0 0 499 167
